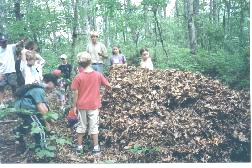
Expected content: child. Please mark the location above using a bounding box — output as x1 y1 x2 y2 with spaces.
25 41 45 81
20 50 41 84
140 48 154 70
110 46 127 67
57 54 72 81
71 51 111 155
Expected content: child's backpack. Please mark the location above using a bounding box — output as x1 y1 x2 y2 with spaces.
15 83 44 99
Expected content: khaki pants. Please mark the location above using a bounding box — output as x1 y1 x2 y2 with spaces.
76 109 99 135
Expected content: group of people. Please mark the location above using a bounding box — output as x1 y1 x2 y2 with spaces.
0 31 154 156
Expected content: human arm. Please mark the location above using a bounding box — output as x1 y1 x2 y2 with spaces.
98 44 108 58
35 53 45 66
72 90 78 112
37 102 51 131
100 74 111 90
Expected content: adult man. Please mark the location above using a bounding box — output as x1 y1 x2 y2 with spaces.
86 31 108 73
0 34 24 108
14 73 58 153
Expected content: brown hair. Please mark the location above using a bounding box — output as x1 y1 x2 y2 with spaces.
140 48 148 55
25 51 36 61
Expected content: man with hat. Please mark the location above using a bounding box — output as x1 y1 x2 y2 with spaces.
86 31 108 73
0 34 25 108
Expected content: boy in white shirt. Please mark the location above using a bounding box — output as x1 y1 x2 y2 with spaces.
20 50 40 84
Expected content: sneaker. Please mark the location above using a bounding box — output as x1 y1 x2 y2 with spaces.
0 103 6 109
92 148 101 156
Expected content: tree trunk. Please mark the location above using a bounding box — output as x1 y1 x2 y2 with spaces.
209 0 213 23
239 0 245 47
213 0 218 23
153 7 169 59
187 0 197 54
14 0 22 20
175 0 179 18
71 0 79 64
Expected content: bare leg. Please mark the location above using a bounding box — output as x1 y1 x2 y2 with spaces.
77 133 84 146
91 134 99 147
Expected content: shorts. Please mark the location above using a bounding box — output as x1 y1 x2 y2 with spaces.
76 109 99 135
0 72 17 91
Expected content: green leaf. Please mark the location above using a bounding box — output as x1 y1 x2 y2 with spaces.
43 112 59 120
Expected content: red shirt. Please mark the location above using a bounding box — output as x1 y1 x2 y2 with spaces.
71 71 110 110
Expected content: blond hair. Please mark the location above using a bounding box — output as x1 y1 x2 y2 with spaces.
77 52 92 68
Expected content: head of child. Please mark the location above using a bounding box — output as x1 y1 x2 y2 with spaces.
25 50 36 67
140 48 149 61
43 73 59 90
25 41 38 51
90 31 99 44
77 52 92 69
60 54 68 64
112 46 121 55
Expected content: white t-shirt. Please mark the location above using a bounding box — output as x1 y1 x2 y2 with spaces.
0 44 16 74
20 60 41 84
86 42 107 64
34 53 45 81
140 57 154 70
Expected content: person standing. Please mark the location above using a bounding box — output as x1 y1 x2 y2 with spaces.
71 52 111 155
86 31 108 73
110 45 127 67
24 41 45 82
57 54 72 80
0 35 24 108
140 48 154 70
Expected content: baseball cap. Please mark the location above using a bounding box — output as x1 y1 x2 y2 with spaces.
60 54 67 59
0 35 7 42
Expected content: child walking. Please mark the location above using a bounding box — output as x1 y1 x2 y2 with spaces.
140 48 154 70
71 52 111 155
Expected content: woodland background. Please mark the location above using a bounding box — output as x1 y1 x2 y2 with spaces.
0 0 250 89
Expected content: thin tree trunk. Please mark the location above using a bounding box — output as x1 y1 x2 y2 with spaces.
187 0 197 54
153 7 169 59
71 0 79 64
239 0 245 47
14 0 22 20
175 0 179 18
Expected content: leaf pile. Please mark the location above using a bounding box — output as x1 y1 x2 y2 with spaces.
99 66 250 162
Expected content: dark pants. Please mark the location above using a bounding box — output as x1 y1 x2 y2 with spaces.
15 113 47 149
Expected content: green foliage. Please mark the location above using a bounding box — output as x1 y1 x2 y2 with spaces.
35 147 55 158
128 144 161 154
43 112 59 121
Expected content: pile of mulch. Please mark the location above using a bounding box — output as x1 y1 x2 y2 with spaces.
0 66 250 163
